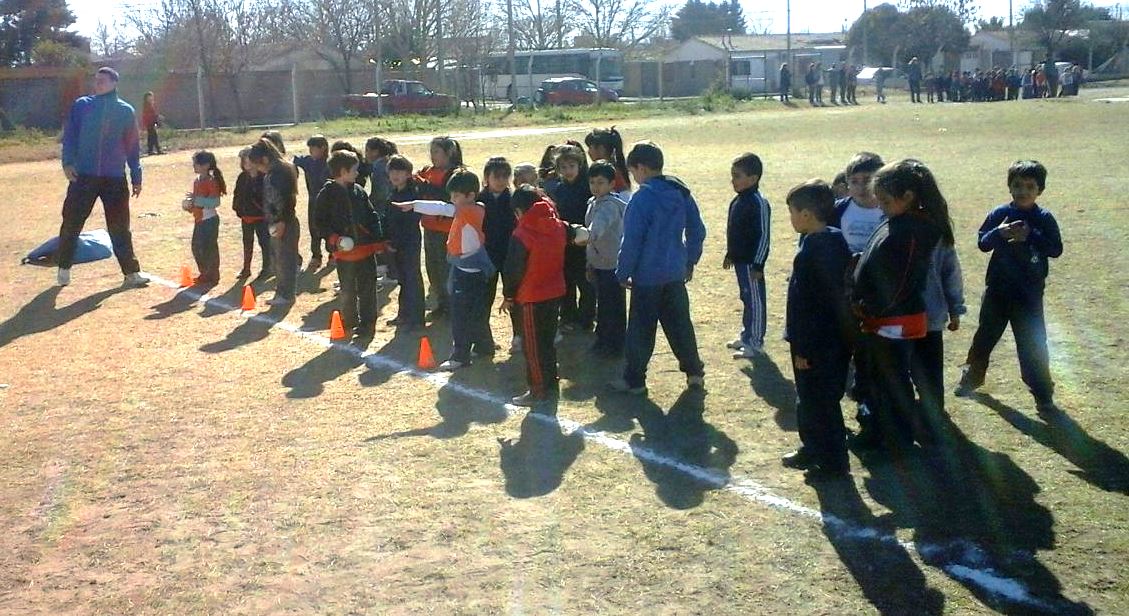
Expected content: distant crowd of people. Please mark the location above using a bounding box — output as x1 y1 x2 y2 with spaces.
781 56 1088 107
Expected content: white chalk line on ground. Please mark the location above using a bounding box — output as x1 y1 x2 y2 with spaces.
144 274 1066 613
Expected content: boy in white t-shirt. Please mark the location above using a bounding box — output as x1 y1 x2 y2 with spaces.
828 152 885 254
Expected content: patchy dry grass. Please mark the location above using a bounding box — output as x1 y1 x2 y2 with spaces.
1 90 1127 614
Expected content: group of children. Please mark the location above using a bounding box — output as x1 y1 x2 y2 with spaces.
180 128 1063 478
770 154 1062 478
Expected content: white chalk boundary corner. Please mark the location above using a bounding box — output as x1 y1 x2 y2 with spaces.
141 272 1081 614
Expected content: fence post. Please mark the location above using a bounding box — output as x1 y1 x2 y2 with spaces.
291 64 300 124
196 66 205 129
658 61 664 101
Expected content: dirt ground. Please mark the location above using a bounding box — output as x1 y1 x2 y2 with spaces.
1 91 1128 614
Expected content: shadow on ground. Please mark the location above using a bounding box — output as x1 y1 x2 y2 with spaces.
0 286 126 349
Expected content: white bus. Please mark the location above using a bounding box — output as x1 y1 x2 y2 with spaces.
481 48 624 101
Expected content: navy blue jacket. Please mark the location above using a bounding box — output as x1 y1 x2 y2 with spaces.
852 211 941 322
786 228 853 357
977 203 1062 296
384 183 421 252
725 188 771 269
617 175 707 287
61 91 142 185
547 173 592 225
294 155 330 209
481 188 516 271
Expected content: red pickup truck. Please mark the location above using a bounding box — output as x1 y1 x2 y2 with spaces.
343 80 457 116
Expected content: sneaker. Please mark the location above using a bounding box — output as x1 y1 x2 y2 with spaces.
732 344 764 359
608 378 647 395
781 449 817 470
554 332 564 344
308 257 323 270
686 374 706 390
56 268 71 287
122 272 149 288
386 317 402 327
510 336 523 352
236 269 252 279
849 429 882 451
438 359 466 372
266 295 294 307
1036 400 1062 417
726 338 746 350
805 464 851 482
511 391 548 407
953 364 984 397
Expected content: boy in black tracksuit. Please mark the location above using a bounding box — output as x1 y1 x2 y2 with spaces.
723 153 771 357
782 181 855 478
315 150 385 338
956 160 1062 412
383 155 425 331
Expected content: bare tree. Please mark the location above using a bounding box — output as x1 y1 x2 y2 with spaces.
279 0 375 94
568 0 671 50
92 20 132 58
512 0 575 49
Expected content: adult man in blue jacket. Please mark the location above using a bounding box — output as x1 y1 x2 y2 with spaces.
56 67 147 288
609 142 707 395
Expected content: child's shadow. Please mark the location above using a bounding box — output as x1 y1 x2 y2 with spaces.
281 345 365 399
363 372 511 442
740 353 796 431
498 410 585 498
198 303 293 353
627 389 739 509
973 393 1129 495
145 281 218 321
0 286 125 349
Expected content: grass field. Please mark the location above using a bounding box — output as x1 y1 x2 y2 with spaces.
1 86 1128 614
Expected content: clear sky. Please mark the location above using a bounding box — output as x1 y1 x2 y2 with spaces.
72 0 1127 40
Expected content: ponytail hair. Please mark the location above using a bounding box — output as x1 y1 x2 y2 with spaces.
585 126 630 189
429 136 463 169
872 159 955 246
193 150 227 195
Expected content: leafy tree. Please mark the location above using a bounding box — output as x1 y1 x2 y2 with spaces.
0 0 88 66
30 38 88 67
897 5 969 64
899 0 978 25
846 3 902 65
670 0 746 41
976 16 1006 32
1021 0 1086 58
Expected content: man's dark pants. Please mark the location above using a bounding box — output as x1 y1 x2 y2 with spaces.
57 175 140 274
623 281 704 388
793 346 850 469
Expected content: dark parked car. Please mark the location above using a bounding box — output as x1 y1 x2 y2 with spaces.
535 77 619 105
343 80 457 116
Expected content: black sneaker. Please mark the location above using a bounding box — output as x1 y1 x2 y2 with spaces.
805 464 851 482
849 429 883 451
1036 400 1062 417
781 449 817 470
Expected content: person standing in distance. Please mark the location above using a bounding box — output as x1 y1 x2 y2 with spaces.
56 67 148 288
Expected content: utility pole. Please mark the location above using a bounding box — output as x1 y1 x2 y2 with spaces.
786 0 791 66
436 0 445 93
373 0 384 116
507 0 517 104
1009 0 1016 68
862 0 869 66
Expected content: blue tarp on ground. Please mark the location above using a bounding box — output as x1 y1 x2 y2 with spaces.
21 229 114 266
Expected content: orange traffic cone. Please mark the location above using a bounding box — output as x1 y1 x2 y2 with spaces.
418 336 437 370
329 310 347 341
240 285 256 311
178 264 193 288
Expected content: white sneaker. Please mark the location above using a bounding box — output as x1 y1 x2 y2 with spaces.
726 338 746 350
510 336 523 352
122 272 149 288
438 359 466 372
732 344 764 359
554 332 564 344
56 268 71 287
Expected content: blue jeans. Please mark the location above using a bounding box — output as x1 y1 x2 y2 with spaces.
623 281 704 388
449 267 493 363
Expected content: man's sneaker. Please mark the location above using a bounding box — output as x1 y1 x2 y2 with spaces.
1036 399 1062 417
438 359 466 372
554 332 564 344
953 365 984 397
510 336 523 353
686 374 706 390
732 344 764 359
122 272 149 288
726 338 746 350
511 391 549 407
266 295 294 307
608 378 647 395
781 449 817 470
56 268 71 287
